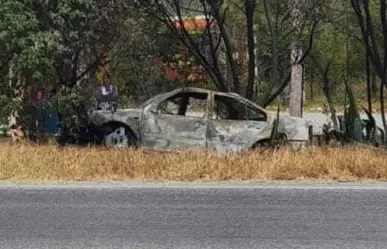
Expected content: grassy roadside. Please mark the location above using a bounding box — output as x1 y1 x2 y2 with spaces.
1 141 387 182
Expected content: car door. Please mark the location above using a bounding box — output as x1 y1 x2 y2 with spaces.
207 93 272 153
141 91 209 151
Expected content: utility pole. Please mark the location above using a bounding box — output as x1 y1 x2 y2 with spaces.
289 0 304 117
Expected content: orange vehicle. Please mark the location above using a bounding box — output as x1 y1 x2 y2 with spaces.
158 15 217 87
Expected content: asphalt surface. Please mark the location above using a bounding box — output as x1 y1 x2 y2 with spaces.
1 182 387 249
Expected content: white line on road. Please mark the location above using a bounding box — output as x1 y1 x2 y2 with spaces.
1 181 387 190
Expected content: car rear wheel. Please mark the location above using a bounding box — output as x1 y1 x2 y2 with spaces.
252 133 288 150
103 126 135 148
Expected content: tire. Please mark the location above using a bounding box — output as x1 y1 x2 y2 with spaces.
251 139 272 151
274 133 288 147
252 133 288 150
103 126 135 149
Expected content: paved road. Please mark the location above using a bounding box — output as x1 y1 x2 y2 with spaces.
1 182 387 249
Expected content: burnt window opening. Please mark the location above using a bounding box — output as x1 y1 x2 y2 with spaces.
213 95 267 122
157 92 208 118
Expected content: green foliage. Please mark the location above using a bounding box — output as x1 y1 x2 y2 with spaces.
55 85 97 130
108 13 183 105
0 0 130 130
0 0 385 147
0 95 15 124
0 1 63 82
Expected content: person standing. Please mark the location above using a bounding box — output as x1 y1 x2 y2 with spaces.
97 74 119 111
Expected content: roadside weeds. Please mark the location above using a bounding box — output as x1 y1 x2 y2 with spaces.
0 141 386 182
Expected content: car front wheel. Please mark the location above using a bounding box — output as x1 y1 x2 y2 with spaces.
103 126 135 148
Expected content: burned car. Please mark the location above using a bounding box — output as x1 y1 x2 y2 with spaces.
89 87 313 153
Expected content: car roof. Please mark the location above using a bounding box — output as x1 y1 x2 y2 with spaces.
173 87 243 96
138 87 270 114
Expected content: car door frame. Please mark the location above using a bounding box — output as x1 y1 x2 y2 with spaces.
140 89 211 151
206 92 273 153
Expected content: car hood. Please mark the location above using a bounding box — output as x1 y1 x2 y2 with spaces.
89 108 142 126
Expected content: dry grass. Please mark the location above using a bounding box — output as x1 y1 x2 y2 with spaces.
1 140 387 182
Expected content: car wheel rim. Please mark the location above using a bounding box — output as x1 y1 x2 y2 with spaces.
105 127 129 148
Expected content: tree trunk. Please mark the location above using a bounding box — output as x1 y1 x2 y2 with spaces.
366 48 372 113
309 68 314 101
380 81 387 143
261 0 281 106
345 80 363 141
8 61 14 88
372 72 377 97
322 77 338 130
8 61 17 126
245 0 256 100
289 0 303 117
216 19 240 94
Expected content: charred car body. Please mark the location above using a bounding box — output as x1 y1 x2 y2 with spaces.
86 87 313 153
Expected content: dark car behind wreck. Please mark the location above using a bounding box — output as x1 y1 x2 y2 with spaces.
83 87 313 153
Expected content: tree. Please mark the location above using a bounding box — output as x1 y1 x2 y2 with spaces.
136 0 238 93
0 0 132 138
244 0 257 100
136 0 319 107
0 0 63 127
351 0 387 140
255 0 317 107
307 1 350 130
109 13 183 104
